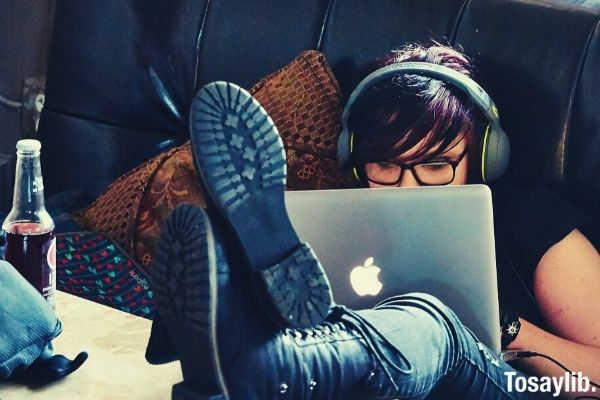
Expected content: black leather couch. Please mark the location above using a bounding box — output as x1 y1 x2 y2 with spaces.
39 0 599 334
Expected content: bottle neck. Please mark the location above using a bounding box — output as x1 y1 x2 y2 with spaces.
11 151 47 215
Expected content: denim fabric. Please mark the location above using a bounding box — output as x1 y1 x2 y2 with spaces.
0 260 61 380
355 293 551 399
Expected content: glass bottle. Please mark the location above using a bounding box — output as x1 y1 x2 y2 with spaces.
2 139 56 310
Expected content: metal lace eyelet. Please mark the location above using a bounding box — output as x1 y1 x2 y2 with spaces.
366 371 377 385
279 382 289 394
309 379 317 391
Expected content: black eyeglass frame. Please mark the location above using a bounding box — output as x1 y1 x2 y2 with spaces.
365 148 469 186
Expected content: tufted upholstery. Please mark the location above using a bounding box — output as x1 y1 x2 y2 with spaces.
40 0 599 296
39 0 600 221
34 1 600 373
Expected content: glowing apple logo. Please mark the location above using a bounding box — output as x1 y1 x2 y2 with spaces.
350 257 383 296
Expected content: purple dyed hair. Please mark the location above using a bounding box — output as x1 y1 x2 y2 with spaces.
348 42 486 176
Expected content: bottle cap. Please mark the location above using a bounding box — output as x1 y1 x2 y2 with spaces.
16 139 41 153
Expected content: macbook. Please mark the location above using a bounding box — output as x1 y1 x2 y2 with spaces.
285 185 501 352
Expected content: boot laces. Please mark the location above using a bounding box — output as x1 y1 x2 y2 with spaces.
329 305 413 392
283 305 414 393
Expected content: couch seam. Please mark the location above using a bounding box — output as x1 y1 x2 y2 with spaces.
193 0 212 92
449 0 472 45
563 17 600 183
317 0 336 51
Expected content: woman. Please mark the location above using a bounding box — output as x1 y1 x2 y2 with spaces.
147 80 558 399
345 42 600 390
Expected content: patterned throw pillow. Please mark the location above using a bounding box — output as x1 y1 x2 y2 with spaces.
74 146 181 254
251 50 355 190
78 50 357 269
56 231 154 319
134 142 206 268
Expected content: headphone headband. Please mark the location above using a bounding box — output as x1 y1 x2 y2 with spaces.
342 62 500 129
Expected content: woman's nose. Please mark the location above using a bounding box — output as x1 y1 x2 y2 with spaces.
397 169 421 187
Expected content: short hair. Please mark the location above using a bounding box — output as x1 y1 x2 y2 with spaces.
349 42 486 168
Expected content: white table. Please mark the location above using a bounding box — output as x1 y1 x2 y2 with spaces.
0 291 182 399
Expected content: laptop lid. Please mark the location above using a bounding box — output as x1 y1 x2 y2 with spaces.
285 185 501 352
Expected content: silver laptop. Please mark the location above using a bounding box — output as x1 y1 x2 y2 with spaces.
285 184 501 352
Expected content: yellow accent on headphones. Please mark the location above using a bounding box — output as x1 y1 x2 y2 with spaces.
350 132 361 181
480 124 491 182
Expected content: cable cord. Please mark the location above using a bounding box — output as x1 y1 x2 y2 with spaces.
0 93 22 108
502 350 600 399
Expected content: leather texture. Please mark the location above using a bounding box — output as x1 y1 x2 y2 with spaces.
39 0 600 329
568 18 600 215
40 0 600 216
39 110 179 200
455 0 599 188
196 0 328 89
319 0 467 94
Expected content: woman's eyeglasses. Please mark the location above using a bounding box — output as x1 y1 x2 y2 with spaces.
365 149 468 186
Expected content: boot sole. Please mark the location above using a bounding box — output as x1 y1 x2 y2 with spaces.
189 81 333 328
152 204 229 399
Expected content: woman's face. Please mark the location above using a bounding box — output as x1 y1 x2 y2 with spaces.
365 135 469 188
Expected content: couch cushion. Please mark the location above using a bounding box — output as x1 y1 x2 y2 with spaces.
74 145 180 252
196 0 327 89
568 18 600 214
75 50 354 267
320 0 468 93
39 111 178 198
41 0 208 197
454 0 599 193
44 0 205 133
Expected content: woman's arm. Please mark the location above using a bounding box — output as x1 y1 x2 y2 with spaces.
533 228 600 347
508 228 600 399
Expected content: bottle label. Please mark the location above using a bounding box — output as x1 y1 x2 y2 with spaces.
42 236 56 309
4 224 56 310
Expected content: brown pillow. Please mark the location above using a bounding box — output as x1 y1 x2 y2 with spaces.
73 146 181 254
78 50 356 269
134 141 206 267
250 50 355 190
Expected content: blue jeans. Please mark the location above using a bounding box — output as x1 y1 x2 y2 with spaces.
355 293 551 399
0 260 61 380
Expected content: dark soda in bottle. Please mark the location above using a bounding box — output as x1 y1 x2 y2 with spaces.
2 139 56 311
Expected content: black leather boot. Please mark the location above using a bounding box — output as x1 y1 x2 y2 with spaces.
188 81 334 329
148 204 423 400
148 204 551 400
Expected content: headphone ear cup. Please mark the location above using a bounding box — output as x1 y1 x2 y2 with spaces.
337 127 352 169
481 124 510 182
